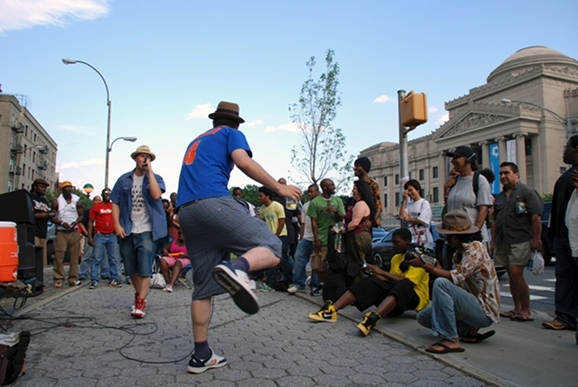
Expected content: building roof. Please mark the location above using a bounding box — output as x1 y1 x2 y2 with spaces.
487 46 578 83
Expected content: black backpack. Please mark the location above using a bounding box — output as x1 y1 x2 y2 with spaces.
0 331 30 386
322 231 348 302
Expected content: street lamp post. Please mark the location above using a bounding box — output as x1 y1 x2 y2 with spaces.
501 98 578 138
62 58 113 188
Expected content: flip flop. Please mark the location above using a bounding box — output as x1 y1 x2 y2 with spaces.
425 342 465 354
461 330 496 343
500 310 516 318
510 313 534 322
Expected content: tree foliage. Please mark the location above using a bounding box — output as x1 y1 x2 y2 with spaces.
229 184 260 207
289 49 354 194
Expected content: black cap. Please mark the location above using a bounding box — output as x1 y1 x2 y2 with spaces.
354 157 371 173
446 146 475 161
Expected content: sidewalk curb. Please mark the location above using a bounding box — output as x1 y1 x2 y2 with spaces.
13 281 88 318
295 292 517 387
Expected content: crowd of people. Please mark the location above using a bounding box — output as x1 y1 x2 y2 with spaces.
29 99 578 374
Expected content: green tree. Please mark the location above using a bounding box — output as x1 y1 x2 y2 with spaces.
229 184 260 207
289 49 354 194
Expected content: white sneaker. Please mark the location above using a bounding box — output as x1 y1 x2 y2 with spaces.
212 261 259 315
187 349 227 374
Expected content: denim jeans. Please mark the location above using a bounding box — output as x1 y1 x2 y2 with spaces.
553 234 578 327
79 238 110 280
417 278 493 340
118 232 155 277
92 233 120 282
292 239 319 289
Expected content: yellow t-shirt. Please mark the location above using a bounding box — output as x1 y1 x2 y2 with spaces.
390 253 429 311
259 201 287 237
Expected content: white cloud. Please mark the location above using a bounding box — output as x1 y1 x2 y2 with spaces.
262 123 300 133
186 103 214 120
59 158 103 169
278 123 300 133
244 119 263 128
373 95 393 103
436 113 449 126
429 106 438 113
0 0 110 33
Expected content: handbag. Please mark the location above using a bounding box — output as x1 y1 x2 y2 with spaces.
150 273 166 289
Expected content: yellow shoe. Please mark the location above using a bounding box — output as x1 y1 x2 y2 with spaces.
308 301 337 323
357 311 381 336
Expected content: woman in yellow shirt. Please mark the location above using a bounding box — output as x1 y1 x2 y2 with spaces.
308 228 429 336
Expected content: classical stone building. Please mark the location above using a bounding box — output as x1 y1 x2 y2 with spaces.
360 46 578 221
0 94 58 193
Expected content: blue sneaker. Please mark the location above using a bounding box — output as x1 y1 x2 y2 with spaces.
212 261 259 315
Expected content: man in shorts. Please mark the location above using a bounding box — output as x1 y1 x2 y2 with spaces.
307 178 345 296
176 101 301 374
111 145 167 319
492 161 543 322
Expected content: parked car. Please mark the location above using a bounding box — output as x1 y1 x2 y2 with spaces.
541 202 554 265
371 227 388 243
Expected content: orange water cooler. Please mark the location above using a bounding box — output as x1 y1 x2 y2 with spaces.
0 222 19 283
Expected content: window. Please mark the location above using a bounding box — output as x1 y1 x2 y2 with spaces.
395 192 400 207
383 193 388 209
395 174 400 184
409 171 412 179
383 176 388 187
525 137 532 156
419 169 424 180
433 166 439 179
433 187 439 203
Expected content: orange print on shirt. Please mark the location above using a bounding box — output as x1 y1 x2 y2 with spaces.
184 141 200 165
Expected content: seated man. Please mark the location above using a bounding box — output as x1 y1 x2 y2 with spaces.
407 210 500 354
158 216 190 292
308 228 429 336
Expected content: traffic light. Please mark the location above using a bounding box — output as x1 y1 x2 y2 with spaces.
400 91 427 129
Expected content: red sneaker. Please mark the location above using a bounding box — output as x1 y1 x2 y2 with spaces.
131 297 147 318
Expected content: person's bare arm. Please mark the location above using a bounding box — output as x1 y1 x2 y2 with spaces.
112 203 126 238
232 149 301 201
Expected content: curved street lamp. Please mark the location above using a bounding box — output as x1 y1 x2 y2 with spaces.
501 98 578 138
109 136 138 152
62 58 113 187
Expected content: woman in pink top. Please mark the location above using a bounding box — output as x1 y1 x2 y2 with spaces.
159 216 191 292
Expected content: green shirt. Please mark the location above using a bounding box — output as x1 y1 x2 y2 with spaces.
306 195 345 245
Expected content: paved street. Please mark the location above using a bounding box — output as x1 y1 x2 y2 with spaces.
7 278 488 387
1 262 576 387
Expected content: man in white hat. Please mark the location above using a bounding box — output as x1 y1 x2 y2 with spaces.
177 101 301 374
111 145 167 319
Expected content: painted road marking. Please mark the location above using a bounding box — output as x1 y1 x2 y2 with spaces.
500 292 548 301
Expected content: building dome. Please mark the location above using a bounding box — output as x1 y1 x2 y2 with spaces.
487 46 578 83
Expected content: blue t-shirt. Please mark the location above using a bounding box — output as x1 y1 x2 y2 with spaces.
177 126 252 206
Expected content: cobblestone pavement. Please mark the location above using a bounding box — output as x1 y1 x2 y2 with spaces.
5 282 491 387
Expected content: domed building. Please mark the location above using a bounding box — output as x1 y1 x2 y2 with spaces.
360 46 578 222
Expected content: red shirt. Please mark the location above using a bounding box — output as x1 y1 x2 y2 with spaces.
89 201 115 234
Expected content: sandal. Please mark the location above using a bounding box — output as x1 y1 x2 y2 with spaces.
54 281 63 288
425 341 465 354
510 313 534 322
500 310 516 318
461 330 495 343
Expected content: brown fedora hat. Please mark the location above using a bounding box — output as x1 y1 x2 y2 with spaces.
435 210 479 235
131 145 156 161
208 101 245 123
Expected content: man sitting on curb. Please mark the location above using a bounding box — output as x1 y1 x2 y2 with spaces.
308 228 429 336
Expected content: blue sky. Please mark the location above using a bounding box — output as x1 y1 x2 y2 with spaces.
1 0 577 196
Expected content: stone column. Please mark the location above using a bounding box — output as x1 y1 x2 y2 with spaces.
478 140 489 169
514 132 528 184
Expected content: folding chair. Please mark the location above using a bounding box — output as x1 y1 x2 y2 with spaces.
177 263 193 289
